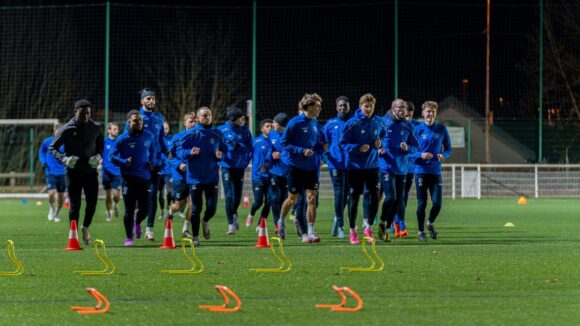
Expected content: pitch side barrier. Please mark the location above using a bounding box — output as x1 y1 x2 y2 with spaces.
2 164 580 199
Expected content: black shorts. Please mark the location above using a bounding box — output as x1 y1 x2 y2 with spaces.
287 166 319 194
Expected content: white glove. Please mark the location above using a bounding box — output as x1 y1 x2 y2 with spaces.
63 156 79 169
88 154 102 169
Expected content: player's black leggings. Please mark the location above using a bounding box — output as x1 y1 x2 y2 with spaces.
347 169 380 229
66 170 98 228
189 183 218 237
122 176 150 239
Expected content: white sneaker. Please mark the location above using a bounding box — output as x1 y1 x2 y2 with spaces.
54 215 61 223
145 227 155 241
81 226 91 245
106 211 112 222
301 234 310 243
192 237 200 247
182 230 193 239
202 221 211 240
233 214 240 230
47 208 54 221
226 224 236 235
245 213 253 227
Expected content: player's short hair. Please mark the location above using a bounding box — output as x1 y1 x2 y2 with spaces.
107 122 118 129
127 109 141 120
359 93 376 106
336 96 349 104
422 101 438 111
299 93 322 111
184 112 196 121
196 106 211 115
260 119 273 130
406 101 415 112
54 122 62 130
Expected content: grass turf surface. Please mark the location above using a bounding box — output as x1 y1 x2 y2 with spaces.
1 198 580 325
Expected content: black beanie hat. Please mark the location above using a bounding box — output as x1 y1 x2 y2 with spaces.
139 88 155 99
228 107 244 121
273 113 289 127
74 99 92 109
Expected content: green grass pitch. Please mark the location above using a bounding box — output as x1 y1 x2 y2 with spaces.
1 198 580 325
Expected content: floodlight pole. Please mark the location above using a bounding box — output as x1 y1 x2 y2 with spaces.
484 0 491 163
538 0 543 163
394 0 399 98
251 0 257 136
104 1 111 128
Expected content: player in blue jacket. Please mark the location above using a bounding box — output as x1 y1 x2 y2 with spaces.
101 122 122 222
157 121 173 220
267 113 289 231
125 88 169 241
177 107 226 246
39 122 66 223
324 96 351 239
408 101 452 241
377 99 418 242
109 110 156 246
218 107 253 232
278 93 327 243
394 101 422 235
340 94 385 245
247 119 273 233
165 112 196 238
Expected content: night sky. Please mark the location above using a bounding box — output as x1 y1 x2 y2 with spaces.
1 0 542 123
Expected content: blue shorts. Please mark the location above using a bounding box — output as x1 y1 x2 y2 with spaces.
173 179 189 201
102 169 122 190
46 174 66 192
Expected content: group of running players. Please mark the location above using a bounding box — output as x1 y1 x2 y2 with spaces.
39 90 451 247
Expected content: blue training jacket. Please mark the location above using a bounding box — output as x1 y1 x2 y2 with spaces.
125 107 168 168
267 129 288 177
160 134 173 176
102 136 121 176
405 119 422 174
378 111 419 175
39 136 65 176
109 130 156 180
409 122 452 175
217 121 253 170
324 114 349 170
339 109 385 170
280 114 327 171
168 131 188 183
177 124 227 185
251 134 272 181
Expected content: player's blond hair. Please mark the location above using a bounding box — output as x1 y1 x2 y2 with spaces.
422 101 438 111
359 93 376 106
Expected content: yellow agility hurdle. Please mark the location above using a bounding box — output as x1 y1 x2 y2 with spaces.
0 240 24 276
250 237 292 273
340 237 384 272
161 238 204 274
73 239 115 276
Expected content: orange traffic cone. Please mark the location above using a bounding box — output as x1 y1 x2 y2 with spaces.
243 193 250 208
255 218 270 248
65 220 82 251
64 193 70 209
160 218 177 249
517 196 528 205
